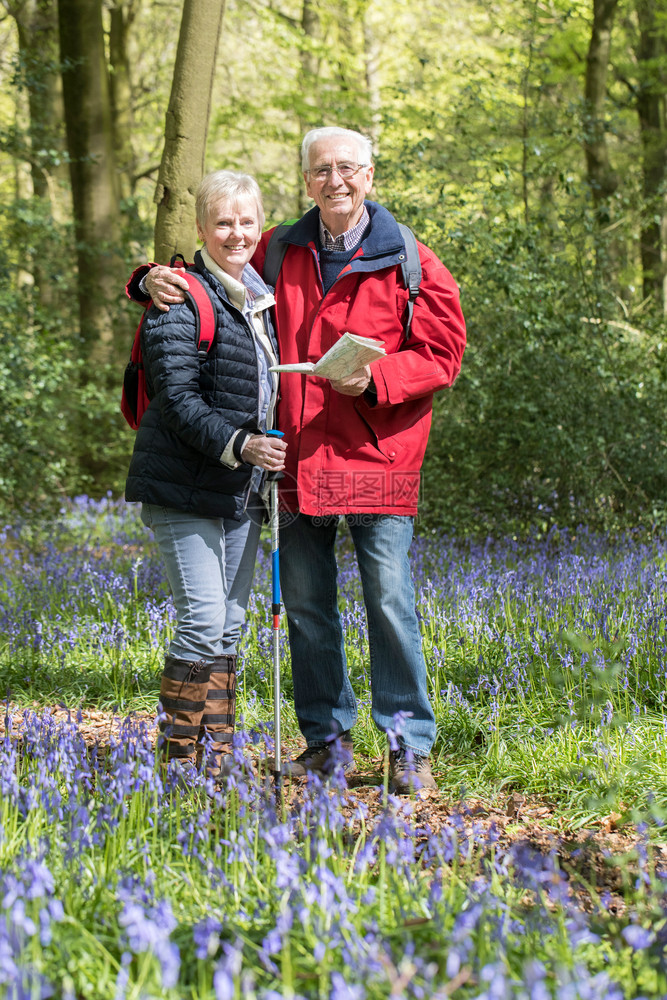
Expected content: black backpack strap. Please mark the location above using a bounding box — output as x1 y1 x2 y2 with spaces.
263 220 298 288
397 223 422 341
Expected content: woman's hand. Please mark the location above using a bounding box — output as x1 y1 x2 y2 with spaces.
145 266 190 313
241 434 287 471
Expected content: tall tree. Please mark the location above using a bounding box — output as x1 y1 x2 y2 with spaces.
58 0 124 364
362 3 381 148
108 0 139 202
3 0 71 302
583 0 620 218
2 0 68 212
153 0 225 263
634 0 667 311
296 0 321 215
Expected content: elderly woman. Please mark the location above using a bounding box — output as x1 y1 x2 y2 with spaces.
125 170 287 778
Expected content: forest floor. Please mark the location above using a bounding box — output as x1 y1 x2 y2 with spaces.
2 701 652 917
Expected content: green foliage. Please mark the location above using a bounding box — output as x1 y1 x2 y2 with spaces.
0 201 135 521
376 66 667 537
0 202 77 517
417 209 667 536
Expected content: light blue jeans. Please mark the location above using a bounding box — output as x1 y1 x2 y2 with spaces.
141 504 262 659
279 513 435 756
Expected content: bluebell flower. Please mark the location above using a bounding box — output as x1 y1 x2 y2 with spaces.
445 947 462 978
621 923 655 950
274 850 302 890
329 971 365 999
118 897 180 989
213 965 234 1000
385 710 414 751
193 916 222 959
566 911 600 948
113 963 130 1000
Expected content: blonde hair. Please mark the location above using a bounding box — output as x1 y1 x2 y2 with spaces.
196 170 265 230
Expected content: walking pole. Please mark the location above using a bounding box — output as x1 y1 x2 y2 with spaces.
266 430 284 795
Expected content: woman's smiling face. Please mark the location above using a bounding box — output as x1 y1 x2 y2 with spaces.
197 194 262 279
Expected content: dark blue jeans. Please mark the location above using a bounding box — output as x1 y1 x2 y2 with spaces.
279 513 435 755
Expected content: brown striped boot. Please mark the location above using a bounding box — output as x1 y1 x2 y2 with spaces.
158 656 212 762
196 653 237 778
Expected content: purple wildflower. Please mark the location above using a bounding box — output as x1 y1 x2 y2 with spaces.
329 970 366 999
118 898 180 989
621 923 656 950
213 939 244 1000
193 916 223 959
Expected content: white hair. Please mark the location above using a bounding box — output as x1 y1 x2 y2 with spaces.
301 127 373 172
196 170 265 230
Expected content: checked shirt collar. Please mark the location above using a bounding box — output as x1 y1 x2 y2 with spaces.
318 206 370 251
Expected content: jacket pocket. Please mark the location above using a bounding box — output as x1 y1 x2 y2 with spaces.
355 395 431 463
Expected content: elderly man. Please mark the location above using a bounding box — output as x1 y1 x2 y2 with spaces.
138 126 466 793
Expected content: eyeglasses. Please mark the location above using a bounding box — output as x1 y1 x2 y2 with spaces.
307 162 369 181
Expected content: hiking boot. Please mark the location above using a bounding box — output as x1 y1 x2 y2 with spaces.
388 747 437 794
158 656 212 759
196 653 237 776
282 733 354 777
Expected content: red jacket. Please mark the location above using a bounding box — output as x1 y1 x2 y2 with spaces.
252 201 466 516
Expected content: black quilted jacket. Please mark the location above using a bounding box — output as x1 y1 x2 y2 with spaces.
125 253 276 519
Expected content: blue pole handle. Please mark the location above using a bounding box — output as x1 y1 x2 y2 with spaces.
266 429 284 482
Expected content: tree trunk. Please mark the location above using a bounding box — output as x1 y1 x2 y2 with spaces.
332 0 370 125
635 0 667 312
153 0 226 263
58 0 124 365
296 0 321 216
4 0 71 304
4 0 69 215
12 74 34 293
109 0 138 202
520 0 539 226
583 0 620 217
362 5 381 150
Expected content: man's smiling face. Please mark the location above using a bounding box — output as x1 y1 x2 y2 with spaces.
304 137 374 238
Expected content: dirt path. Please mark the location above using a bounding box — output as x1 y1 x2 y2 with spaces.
2 702 154 746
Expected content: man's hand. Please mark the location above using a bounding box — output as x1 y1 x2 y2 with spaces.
145 266 190 313
241 434 287 471
330 365 372 397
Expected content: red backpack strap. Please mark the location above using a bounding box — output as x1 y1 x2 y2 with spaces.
180 272 217 356
120 313 150 429
129 316 144 363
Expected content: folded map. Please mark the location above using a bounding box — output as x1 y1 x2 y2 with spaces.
270 332 385 380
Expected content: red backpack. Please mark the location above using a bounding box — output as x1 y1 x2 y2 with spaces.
120 261 217 430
